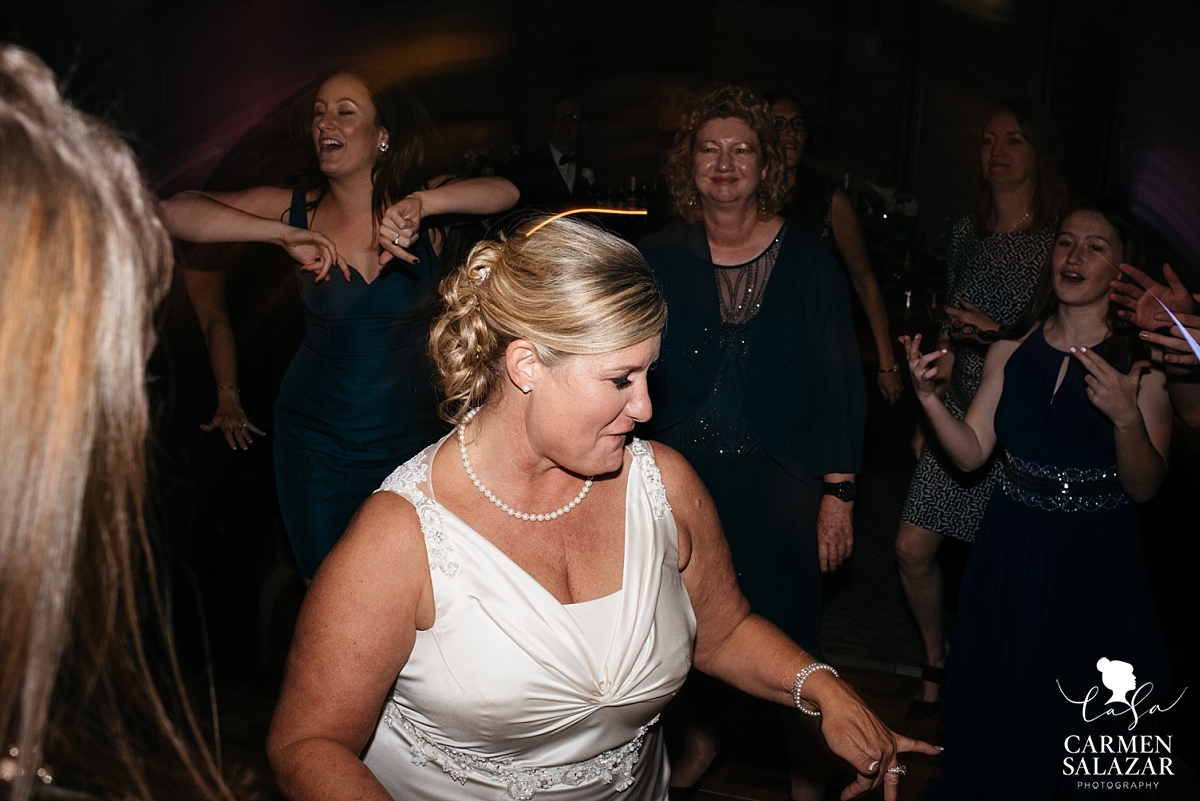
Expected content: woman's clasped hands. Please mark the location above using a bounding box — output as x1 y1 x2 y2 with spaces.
944 298 1000 342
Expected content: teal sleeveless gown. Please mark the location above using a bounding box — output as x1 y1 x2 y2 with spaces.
274 189 446 578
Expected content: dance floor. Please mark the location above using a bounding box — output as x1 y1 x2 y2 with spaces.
206 456 1199 799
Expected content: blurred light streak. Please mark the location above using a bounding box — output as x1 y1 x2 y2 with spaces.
1129 129 1200 280
527 209 648 235
361 30 509 81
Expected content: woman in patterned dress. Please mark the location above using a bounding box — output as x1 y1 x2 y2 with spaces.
895 98 1068 715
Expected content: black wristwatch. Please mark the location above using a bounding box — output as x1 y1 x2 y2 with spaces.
822 480 857 503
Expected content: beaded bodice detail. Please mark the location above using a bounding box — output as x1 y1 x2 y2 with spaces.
658 225 788 457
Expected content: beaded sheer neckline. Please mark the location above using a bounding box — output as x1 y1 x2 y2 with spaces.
716 224 785 325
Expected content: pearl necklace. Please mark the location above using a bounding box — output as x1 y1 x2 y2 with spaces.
457 408 593 521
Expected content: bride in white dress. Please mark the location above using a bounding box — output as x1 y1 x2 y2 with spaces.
266 215 937 801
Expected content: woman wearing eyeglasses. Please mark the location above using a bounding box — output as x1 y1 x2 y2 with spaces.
894 99 1067 719
768 93 901 405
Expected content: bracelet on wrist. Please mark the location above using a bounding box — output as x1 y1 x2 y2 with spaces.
792 663 839 717
878 364 900 374
217 384 239 394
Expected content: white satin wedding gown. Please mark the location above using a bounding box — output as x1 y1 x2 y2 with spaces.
362 437 696 801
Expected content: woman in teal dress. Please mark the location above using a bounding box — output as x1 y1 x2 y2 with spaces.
903 205 1173 798
162 70 518 578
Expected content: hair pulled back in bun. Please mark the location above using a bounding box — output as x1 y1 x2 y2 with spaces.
430 215 667 425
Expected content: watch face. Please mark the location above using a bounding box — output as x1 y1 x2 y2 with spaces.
824 481 856 502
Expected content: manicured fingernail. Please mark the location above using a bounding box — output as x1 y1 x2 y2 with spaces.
1081 346 1088 352
1139 331 1150 339
867 761 880 771
1069 347 1077 353
940 349 947 354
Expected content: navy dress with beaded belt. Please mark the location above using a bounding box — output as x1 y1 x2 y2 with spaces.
927 328 1170 800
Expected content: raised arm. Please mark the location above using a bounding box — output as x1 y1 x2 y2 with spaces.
829 190 901 404
658 445 937 800
901 332 1015 471
377 176 519 265
160 186 348 281
267 492 435 801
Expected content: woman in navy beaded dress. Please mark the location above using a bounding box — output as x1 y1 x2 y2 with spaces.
902 205 1173 799
163 71 518 579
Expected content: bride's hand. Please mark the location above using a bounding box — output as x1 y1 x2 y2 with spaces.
805 671 941 800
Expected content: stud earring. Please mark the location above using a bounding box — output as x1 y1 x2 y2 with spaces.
380 141 390 153
522 385 531 393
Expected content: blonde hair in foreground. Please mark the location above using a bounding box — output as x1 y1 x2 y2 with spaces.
0 46 235 801
431 215 667 424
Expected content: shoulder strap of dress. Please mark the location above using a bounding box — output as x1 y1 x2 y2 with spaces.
374 444 460 578
629 439 672 521
288 186 308 229
375 448 432 506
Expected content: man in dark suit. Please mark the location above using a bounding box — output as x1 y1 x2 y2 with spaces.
506 97 596 212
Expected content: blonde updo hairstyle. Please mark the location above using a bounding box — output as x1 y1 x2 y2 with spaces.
432 215 667 425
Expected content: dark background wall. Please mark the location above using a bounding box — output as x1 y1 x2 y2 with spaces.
2 0 1197 269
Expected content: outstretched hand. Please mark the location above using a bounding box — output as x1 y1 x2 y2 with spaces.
378 194 424 266
1140 302 1200 368
813 676 941 800
899 334 948 399
1072 346 1149 427
280 228 349 282
1110 262 1195 331
201 394 266 450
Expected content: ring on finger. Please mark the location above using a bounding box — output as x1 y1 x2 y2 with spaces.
886 765 907 776
393 235 401 246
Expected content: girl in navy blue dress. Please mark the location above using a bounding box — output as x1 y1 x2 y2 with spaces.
162 71 518 578
902 205 1174 799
